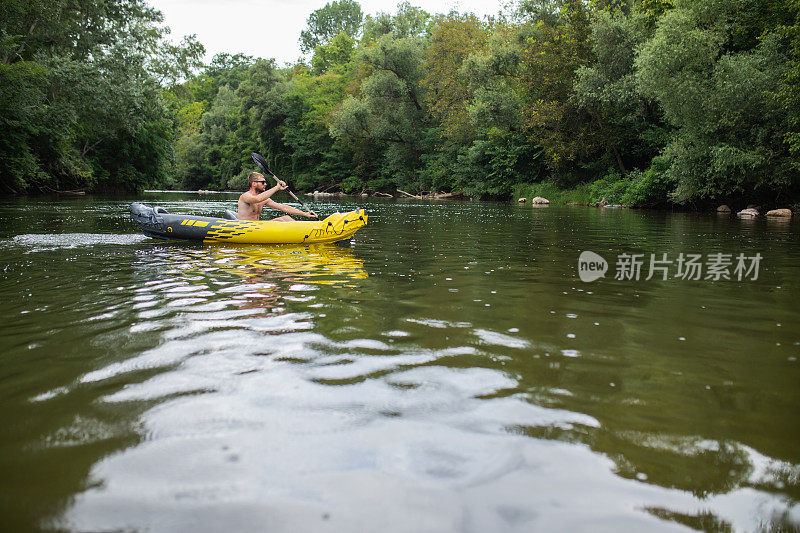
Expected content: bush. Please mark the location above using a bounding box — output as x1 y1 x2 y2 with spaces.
340 175 364 193
512 181 562 203
226 169 250 191
512 160 677 207
366 176 393 192
587 171 629 204
455 130 543 199
511 180 593 205
292 173 317 192
620 158 675 207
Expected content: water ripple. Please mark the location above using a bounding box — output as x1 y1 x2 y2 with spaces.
11 233 148 251
2 199 798 532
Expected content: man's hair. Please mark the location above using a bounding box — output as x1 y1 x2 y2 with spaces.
248 172 264 185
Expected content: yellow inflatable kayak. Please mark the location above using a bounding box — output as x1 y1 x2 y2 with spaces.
130 203 367 244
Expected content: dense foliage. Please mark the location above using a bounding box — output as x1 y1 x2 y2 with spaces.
2 0 799 207
0 0 203 193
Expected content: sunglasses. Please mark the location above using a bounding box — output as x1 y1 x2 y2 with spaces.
253 180 267 184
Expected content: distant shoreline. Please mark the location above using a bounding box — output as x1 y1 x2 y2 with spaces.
143 190 238 194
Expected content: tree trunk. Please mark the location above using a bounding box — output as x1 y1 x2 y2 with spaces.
612 146 626 176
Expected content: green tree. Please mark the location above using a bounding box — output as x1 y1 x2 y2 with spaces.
330 34 431 189
362 2 431 41
461 23 527 134
149 34 206 88
518 0 595 183
0 0 164 64
0 61 47 193
421 13 488 142
311 32 356 74
196 53 256 101
454 128 543 197
299 0 364 54
0 0 203 193
636 0 799 203
573 8 666 175
781 0 800 167
282 67 356 190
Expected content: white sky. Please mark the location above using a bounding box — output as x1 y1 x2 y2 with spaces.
148 0 507 66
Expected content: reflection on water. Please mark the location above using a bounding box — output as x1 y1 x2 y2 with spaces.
0 196 798 532
205 242 368 284
135 243 368 312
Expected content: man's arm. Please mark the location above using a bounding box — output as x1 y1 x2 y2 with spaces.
262 198 317 218
249 181 287 204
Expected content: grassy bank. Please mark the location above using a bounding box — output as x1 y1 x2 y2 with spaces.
512 182 594 206
511 168 670 207
512 171 800 213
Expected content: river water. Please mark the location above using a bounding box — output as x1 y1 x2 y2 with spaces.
1 193 798 532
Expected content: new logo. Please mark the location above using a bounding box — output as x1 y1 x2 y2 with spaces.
578 251 608 282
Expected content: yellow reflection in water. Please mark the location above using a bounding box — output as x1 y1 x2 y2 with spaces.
205 243 368 285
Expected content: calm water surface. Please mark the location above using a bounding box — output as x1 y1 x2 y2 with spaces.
1 194 798 532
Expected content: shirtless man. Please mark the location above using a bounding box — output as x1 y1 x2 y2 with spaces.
237 172 317 221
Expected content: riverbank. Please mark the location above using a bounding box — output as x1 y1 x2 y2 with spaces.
20 183 800 218
512 180 800 215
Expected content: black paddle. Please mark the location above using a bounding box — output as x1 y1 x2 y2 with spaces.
251 152 317 218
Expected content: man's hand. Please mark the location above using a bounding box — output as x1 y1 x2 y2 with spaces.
305 210 318 219
276 180 288 190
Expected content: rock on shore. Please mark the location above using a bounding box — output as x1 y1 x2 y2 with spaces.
766 209 792 218
737 208 759 218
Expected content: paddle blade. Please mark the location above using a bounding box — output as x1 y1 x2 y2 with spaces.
251 152 271 175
